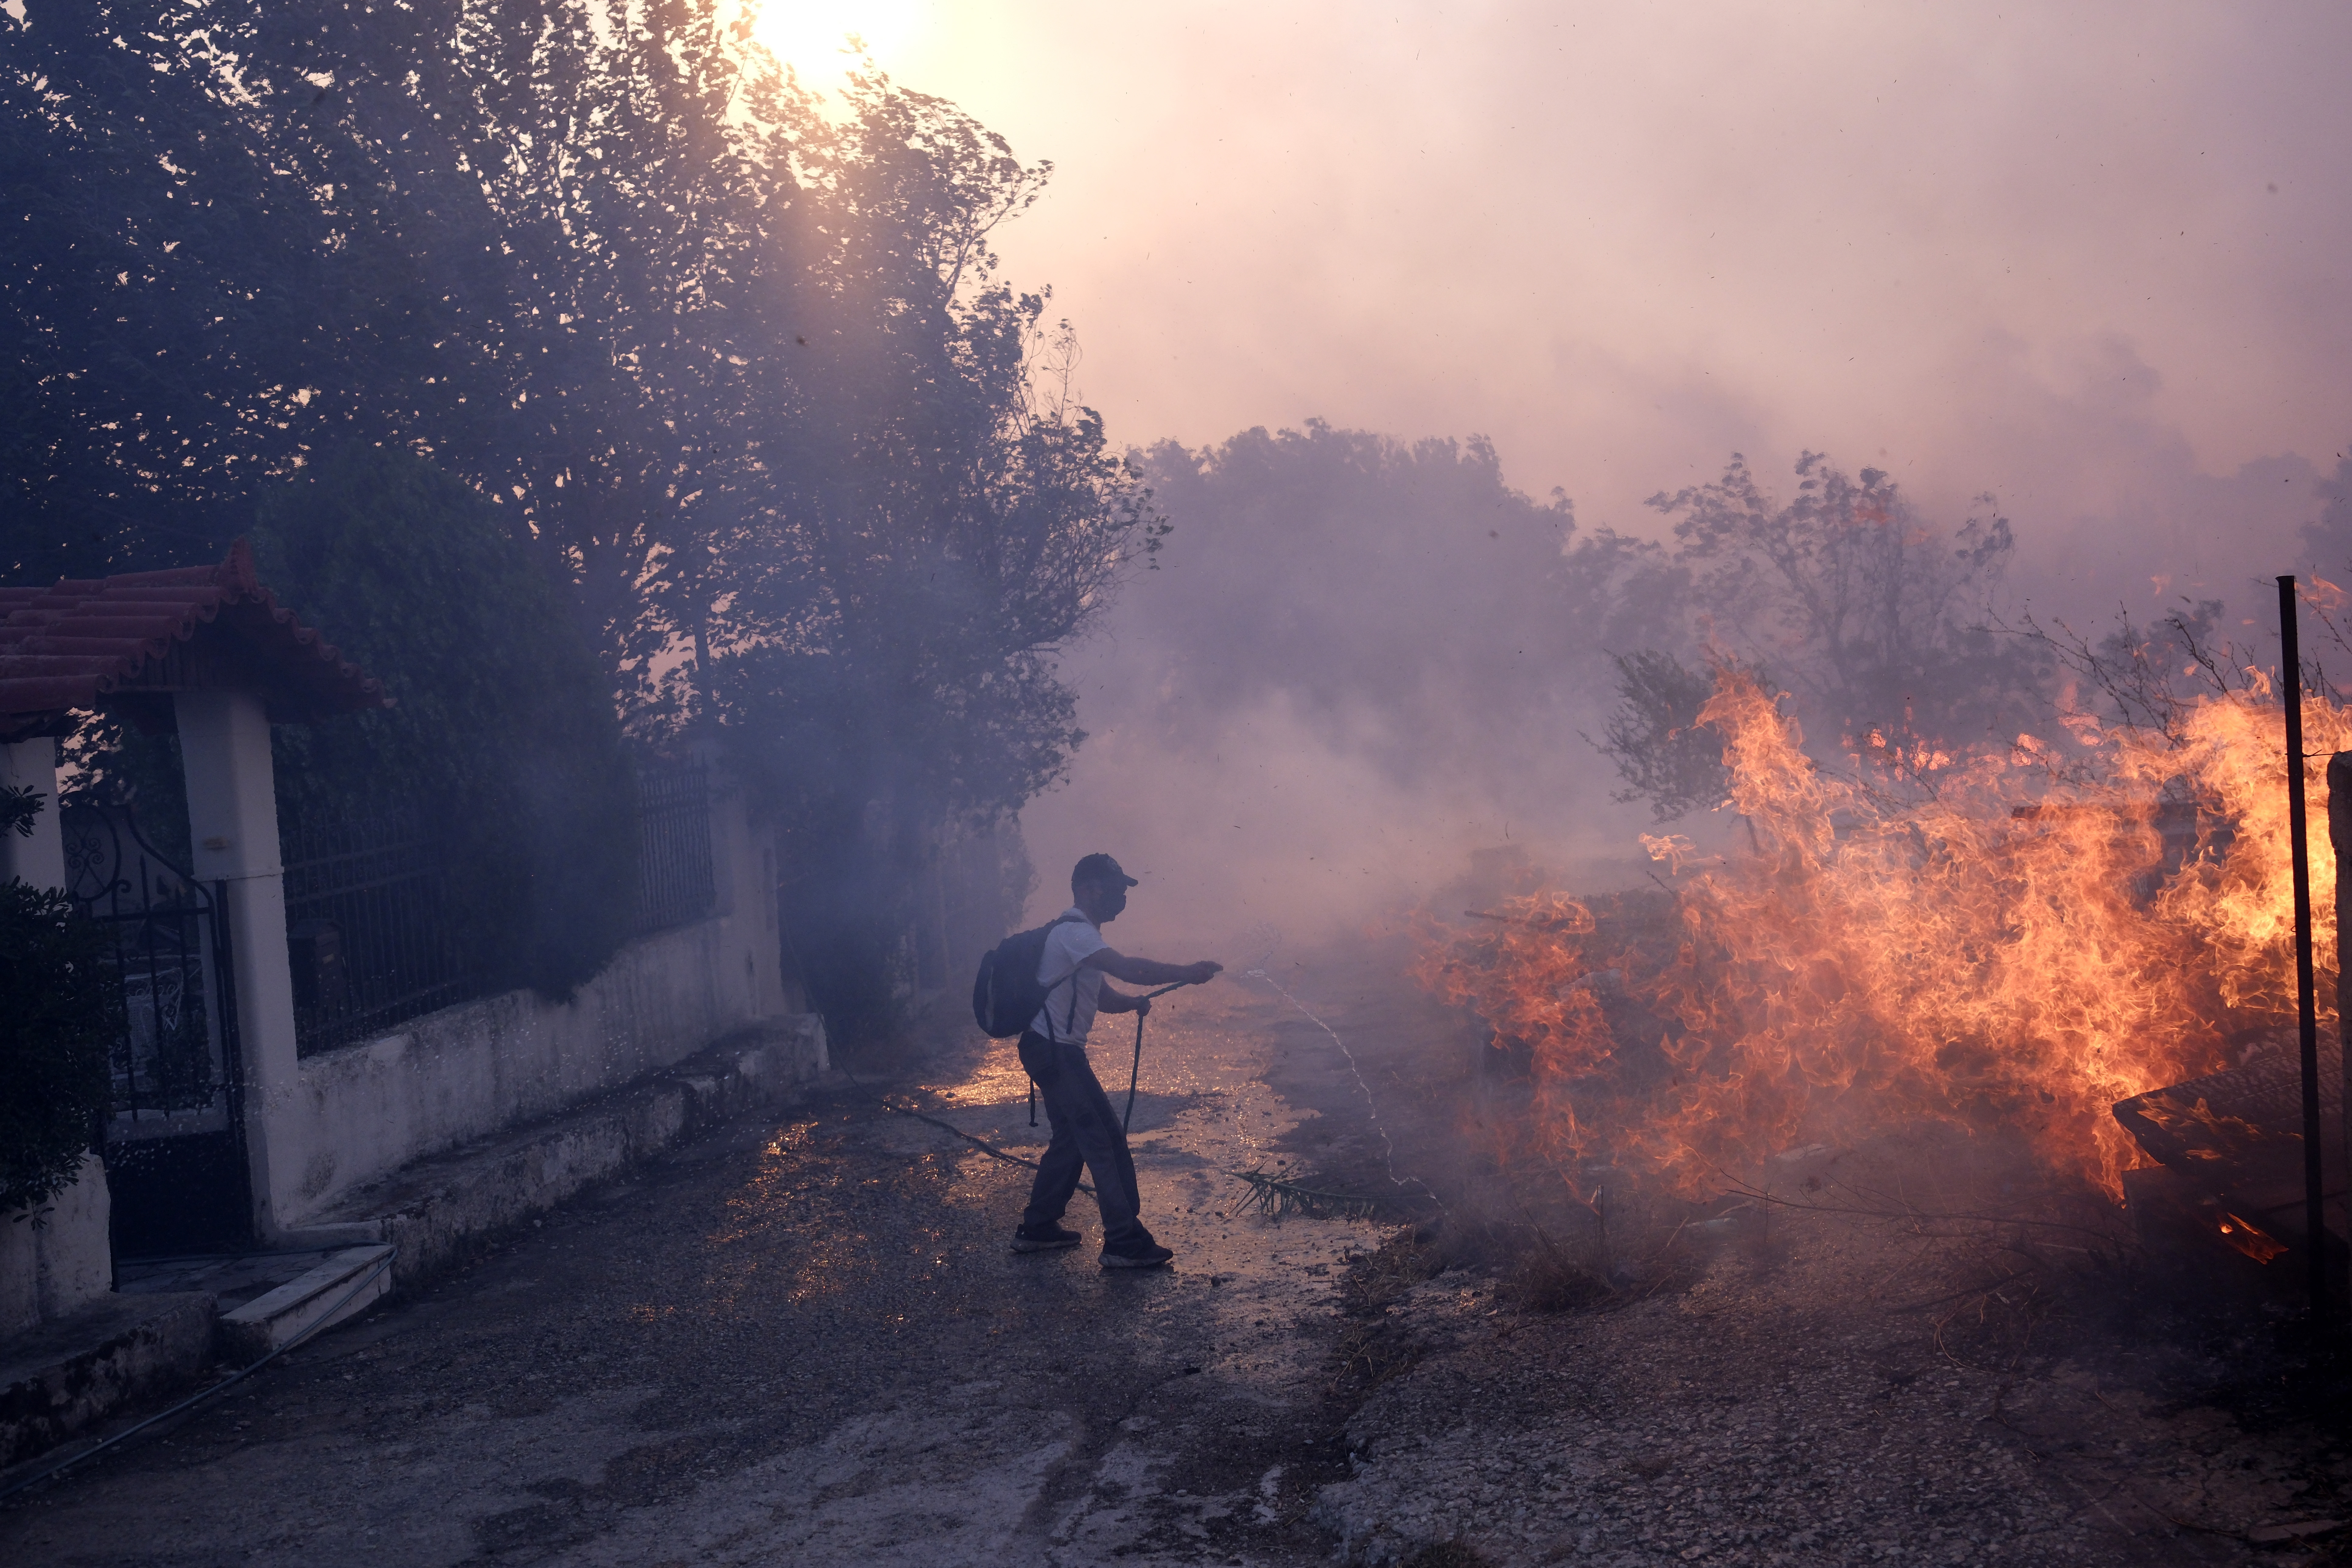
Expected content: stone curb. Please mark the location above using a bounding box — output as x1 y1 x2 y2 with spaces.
0 1291 216 1470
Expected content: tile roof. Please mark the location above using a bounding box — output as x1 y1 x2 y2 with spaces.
0 539 391 743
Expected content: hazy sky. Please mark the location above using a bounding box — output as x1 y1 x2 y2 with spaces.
758 2 2352 936
772 3 2350 546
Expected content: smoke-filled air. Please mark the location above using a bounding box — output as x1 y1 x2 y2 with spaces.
8 4 2352 1563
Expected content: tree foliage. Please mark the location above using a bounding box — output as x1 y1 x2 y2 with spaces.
1602 452 2049 817
254 447 638 998
4 3 1150 1031
1 782 38 839
0 879 118 1217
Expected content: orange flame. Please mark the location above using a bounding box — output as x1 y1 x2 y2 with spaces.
1417 669 2349 1201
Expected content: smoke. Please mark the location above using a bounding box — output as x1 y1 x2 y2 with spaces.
898 4 2352 515
1020 424 1664 942
1022 416 2351 950
885 5 2352 953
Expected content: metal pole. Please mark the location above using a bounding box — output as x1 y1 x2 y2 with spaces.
2329 750 2352 1318
2281 575 2328 1321
1122 980 1195 1134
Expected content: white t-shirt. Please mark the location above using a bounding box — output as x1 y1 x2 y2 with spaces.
1031 908 1110 1044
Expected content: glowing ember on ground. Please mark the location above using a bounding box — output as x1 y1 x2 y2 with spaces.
1417 668 2352 1202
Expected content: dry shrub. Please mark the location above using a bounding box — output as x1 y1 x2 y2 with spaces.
1504 1228 1615 1314
1332 1226 1446 1395
1339 1224 1445 1315
1416 1194 1624 1315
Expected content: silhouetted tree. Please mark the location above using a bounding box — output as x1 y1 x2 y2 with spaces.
1647 452 2034 753
4 2 1154 1027
1601 453 2049 817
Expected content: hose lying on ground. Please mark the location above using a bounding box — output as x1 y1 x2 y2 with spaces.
0 1244 398 1504
871 1097 1093 1197
846 977 1203 1192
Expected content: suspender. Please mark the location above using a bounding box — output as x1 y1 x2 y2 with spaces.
1038 913 1092 1045
1029 914 1090 1127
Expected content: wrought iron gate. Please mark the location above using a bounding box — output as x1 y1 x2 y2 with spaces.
61 804 251 1256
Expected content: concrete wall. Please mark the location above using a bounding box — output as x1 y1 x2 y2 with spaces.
0 1157 114 1340
275 782 802 1229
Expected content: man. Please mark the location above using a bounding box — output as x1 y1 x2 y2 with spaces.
1014 853 1221 1269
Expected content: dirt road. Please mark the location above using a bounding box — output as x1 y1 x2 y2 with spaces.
7 945 2352 1566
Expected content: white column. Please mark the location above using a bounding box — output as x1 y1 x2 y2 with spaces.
705 775 785 1021
1 737 66 891
174 689 303 1241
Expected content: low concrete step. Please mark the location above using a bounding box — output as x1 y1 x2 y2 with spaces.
215 1245 393 1364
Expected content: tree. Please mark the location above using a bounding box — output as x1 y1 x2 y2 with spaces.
2 0 328 580
683 75 1163 1040
2301 445 2352 575
5 4 1156 1036
1646 452 2035 756
1591 651 1767 822
1120 422 1672 800
1600 452 2049 817
1 789 117 1216
252 447 638 998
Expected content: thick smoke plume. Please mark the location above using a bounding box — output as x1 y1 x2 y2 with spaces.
1026 424 2352 952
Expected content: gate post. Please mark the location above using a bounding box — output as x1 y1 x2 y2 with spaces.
174 689 303 1242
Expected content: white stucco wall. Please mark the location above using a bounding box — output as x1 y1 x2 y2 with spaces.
277 823 792 1228
0 1156 115 1340
274 779 796 1230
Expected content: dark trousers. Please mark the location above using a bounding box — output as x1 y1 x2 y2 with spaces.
1017 1030 1152 1248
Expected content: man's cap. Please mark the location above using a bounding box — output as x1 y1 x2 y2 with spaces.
1073 852 1139 888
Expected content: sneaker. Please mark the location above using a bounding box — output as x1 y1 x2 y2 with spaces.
1100 1241 1176 1270
1011 1223 1082 1253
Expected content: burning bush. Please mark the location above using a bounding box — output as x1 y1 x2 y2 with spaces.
1419 667 2351 1202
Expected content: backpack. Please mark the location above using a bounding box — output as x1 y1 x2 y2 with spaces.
971 914 1089 1039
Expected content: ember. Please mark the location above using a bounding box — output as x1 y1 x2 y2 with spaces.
1418 667 2352 1204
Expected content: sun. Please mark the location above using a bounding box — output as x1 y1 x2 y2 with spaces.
750 0 924 85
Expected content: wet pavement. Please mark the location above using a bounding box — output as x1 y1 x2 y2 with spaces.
0 976 1383 1566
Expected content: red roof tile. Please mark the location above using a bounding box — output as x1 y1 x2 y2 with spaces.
0 539 390 742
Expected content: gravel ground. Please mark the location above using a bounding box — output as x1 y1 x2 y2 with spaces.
1313 1191 2352 1567
7 940 2352 1567
1251 942 2352 1568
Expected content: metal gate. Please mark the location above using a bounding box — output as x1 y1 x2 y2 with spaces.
61 804 251 1257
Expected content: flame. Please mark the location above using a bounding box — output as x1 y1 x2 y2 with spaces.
1418 669 2350 1201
